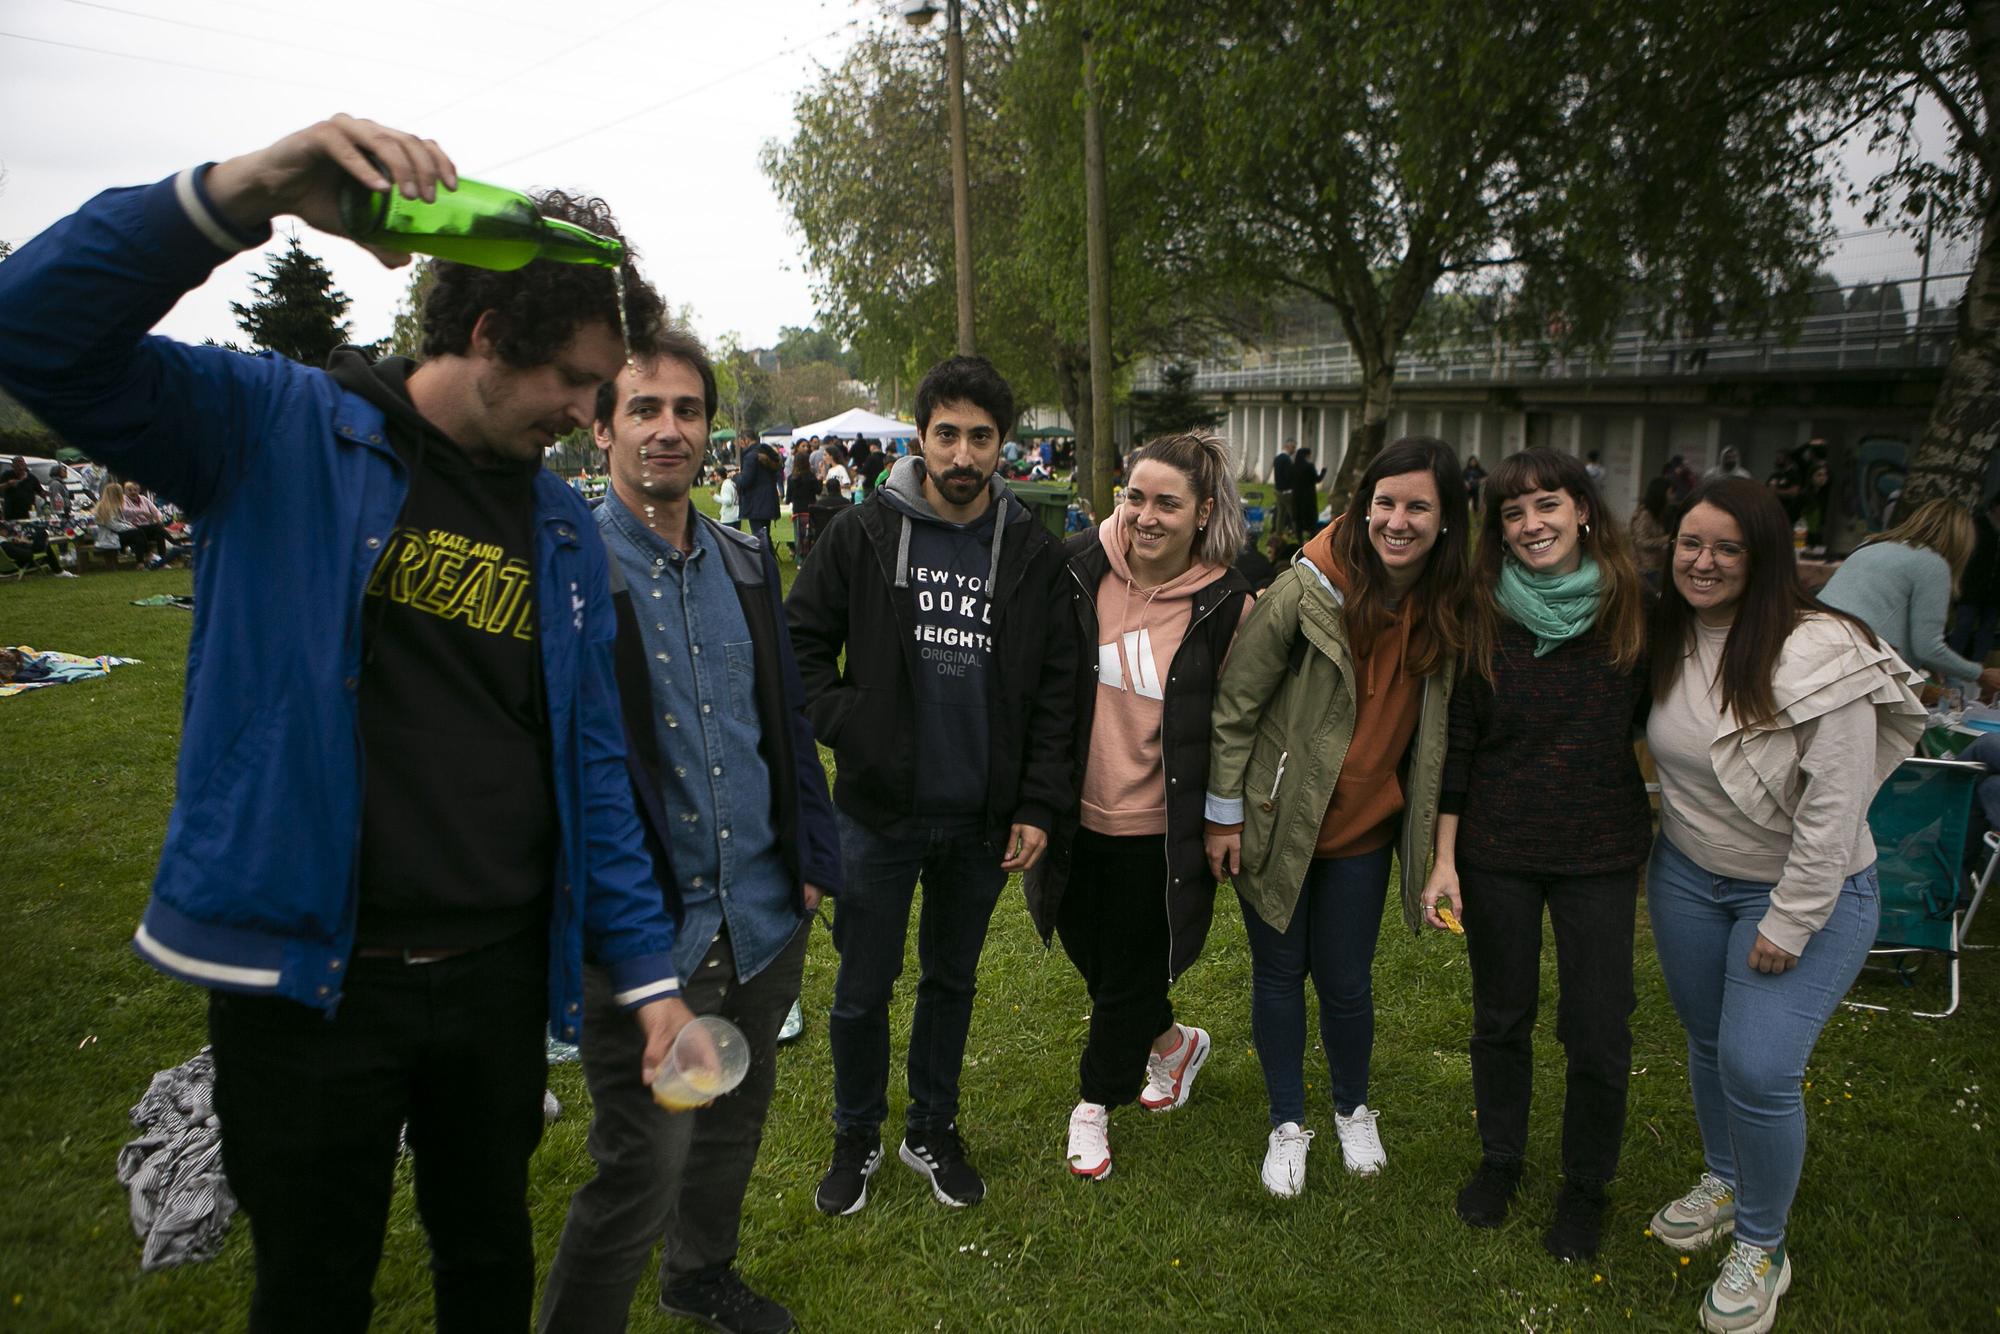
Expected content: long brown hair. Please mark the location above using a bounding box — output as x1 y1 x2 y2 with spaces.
1329 437 1469 676
1468 448 1646 683
1651 477 1878 726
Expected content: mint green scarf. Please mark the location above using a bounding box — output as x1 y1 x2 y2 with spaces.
1495 554 1603 656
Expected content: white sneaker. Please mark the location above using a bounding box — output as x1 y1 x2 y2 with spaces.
1334 1104 1386 1175
55 570 78 578
1701 1240 1791 1333
1065 1101 1111 1179
1140 1023 1212 1111
1261 1121 1314 1197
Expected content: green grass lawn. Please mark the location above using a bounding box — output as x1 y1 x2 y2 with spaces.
3 559 1998 1332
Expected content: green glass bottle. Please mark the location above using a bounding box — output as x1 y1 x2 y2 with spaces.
337 177 622 271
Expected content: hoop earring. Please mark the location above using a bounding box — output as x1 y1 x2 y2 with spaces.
1583 522 1592 534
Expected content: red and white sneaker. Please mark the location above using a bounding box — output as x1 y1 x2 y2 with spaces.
1066 1101 1112 1179
1139 1024 1212 1111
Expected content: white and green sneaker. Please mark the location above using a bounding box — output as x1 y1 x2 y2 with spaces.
1651 1171 1737 1251
1700 1240 1791 1334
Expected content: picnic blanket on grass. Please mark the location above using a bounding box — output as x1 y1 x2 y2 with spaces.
115 1047 238 1271
0 646 141 697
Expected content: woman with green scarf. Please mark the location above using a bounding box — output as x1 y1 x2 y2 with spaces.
1418 447 1653 1262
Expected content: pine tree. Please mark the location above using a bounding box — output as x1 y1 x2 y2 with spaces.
231 235 352 367
1127 364 1224 440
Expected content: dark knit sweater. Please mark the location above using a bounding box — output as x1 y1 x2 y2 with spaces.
1440 616 1654 875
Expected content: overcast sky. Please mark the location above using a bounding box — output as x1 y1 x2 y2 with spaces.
0 0 875 351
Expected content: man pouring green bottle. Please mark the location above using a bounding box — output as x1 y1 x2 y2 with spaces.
0 114 691 1332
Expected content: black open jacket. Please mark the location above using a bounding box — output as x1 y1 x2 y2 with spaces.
1024 528 1252 983
784 487 1076 841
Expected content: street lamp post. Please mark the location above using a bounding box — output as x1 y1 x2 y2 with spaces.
901 0 977 356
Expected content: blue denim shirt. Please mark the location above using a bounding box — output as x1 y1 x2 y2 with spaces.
598 493 799 982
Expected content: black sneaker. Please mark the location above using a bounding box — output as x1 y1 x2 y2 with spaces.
659 1266 794 1334
899 1122 985 1207
1543 1178 1609 1261
814 1126 882 1216
1455 1158 1524 1228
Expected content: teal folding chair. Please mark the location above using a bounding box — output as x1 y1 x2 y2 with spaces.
1847 757 1983 1019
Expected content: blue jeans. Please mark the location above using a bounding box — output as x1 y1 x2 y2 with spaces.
1950 602 1998 665
1958 733 2000 836
1240 847 1392 1125
828 811 1007 1135
1647 835 1878 1249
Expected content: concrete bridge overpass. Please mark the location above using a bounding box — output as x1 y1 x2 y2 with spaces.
1132 230 1972 551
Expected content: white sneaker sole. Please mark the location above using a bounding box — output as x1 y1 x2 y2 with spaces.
899 1140 977 1208
1140 1029 1212 1112
1699 1255 1791 1334
1652 1207 1737 1252
1068 1156 1112 1180
816 1148 881 1217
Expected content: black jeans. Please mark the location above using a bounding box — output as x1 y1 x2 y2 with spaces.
1055 828 1175 1107
1460 863 1638 1185
538 923 808 1333
207 930 548 1334
828 810 1006 1135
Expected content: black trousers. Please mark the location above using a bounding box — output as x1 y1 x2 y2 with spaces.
538 922 808 1333
207 930 548 1334
1055 828 1175 1108
1460 864 1638 1185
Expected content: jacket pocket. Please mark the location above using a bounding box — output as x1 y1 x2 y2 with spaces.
1242 746 1286 876
725 641 758 724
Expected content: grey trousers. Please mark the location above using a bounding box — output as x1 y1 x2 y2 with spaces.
536 920 809 1333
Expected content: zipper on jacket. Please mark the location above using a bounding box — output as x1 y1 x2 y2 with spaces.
1161 588 1237 987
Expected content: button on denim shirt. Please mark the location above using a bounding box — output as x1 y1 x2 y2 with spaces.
598 494 796 982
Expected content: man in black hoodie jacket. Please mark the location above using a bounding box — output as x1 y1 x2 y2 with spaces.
787 355 1075 1214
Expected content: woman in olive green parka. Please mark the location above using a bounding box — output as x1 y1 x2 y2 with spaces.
1204 438 1469 1198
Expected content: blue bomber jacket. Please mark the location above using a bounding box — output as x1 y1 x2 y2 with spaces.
0 168 680 1038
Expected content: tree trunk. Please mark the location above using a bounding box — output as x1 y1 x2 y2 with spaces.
1904 5 2000 507
1328 361 1394 513
1053 344 1094 503
1905 188 2000 507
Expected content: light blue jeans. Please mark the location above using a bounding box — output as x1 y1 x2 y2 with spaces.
1646 835 1878 1249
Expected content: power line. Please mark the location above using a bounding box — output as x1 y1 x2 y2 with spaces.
480 17 861 173
0 28 349 92
47 0 483 84
417 0 680 124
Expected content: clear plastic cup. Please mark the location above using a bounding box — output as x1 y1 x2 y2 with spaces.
651 1015 750 1112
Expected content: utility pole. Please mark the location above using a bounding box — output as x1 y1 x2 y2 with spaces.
1083 27 1114 520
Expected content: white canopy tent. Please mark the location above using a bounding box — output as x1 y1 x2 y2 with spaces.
788 407 918 444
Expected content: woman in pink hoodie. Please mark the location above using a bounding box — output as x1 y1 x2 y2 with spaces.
1024 432 1254 1181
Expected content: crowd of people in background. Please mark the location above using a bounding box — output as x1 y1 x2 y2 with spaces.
0 453 187 578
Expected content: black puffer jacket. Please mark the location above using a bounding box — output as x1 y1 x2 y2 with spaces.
785 470 1076 840
1024 529 1251 982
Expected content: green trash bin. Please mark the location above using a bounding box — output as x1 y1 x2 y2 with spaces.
1007 481 1072 539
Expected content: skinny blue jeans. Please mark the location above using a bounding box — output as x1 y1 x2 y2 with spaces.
1240 846 1392 1125
1646 835 1878 1249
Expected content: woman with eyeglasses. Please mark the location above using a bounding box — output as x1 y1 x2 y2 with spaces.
1419 448 1652 1262
1645 478 1922 1334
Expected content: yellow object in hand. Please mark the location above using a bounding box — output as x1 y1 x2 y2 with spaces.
1437 906 1465 936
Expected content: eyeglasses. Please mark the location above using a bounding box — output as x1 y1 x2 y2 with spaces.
1674 536 1748 565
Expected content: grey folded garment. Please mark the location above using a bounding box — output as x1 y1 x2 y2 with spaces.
115 1047 237 1271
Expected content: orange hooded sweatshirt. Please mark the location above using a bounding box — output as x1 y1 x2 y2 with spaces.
1301 522 1427 858
1082 514 1249 836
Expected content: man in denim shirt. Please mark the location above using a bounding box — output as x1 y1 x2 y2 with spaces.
540 328 840 1334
